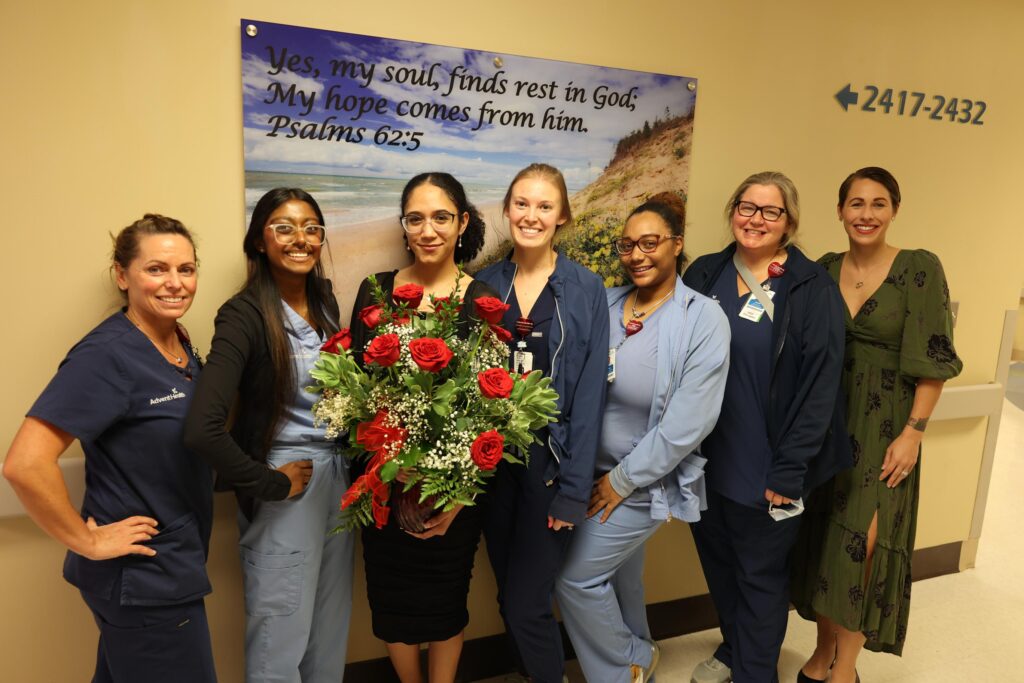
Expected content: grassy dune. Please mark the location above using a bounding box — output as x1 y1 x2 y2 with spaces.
559 114 693 286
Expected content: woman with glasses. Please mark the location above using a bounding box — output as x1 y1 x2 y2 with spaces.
790 168 961 683
476 163 610 683
184 188 354 682
4 215 215 683
555 193 729 683
682 172 851 683
347 172 492 683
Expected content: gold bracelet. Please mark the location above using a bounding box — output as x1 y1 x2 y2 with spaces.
907 417 929 432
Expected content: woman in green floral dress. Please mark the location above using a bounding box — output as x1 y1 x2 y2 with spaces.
791 167 962 683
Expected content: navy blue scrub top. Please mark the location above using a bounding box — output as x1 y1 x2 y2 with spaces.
701 262 789 509
28 311 213 606
502 284 556 452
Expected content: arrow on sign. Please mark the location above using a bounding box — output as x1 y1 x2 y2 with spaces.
835 84 858 111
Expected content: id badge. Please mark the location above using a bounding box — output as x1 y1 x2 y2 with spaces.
738 289 775 322
607 347 616 383
514 349 534 374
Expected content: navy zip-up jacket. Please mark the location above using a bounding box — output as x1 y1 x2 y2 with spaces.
476 253 610 524
682 243 852 499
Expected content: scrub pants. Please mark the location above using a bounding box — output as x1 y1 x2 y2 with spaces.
238 447 354 683
556 501 660 683
691 489 802 683
81 587 216 683
484 452 573 683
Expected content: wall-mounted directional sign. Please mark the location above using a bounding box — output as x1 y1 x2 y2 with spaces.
835 84 986 126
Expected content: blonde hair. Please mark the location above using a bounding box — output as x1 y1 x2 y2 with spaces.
503 163 573 230
723 171 800 247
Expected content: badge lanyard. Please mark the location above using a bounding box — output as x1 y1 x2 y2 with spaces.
733 253 777 322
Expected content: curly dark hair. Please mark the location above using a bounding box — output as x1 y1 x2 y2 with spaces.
400 172 485 263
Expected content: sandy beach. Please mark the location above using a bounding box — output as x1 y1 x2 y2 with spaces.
325 201 508 323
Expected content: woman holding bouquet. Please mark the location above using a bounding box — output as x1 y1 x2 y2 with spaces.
184 188 354 682
556 193 730 683
477 163 611 683
347 172 495 683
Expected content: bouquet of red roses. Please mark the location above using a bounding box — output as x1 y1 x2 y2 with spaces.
309 273 559 532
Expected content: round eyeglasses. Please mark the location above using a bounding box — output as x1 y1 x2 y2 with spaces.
734 201 787 222
267 223 326 245
401 211 458 234
614 234 680 255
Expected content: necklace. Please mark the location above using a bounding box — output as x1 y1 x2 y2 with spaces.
126 309 185 365
625 287 674 337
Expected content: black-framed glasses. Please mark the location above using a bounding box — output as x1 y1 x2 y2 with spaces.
267 223 327 245
614 234 679 255
734 201 787 222
401 211 458 234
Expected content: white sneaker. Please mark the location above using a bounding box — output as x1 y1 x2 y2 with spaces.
691 655 731 683
630 640 661 683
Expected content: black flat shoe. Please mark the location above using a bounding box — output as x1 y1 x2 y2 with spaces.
797 669 827 683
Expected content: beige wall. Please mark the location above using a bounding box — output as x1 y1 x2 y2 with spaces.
2 0 1022 679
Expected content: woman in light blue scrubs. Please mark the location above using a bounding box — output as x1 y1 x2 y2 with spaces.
556 193 730 683
185 188 354 682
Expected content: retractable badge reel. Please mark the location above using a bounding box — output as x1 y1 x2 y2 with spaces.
514 316 534 374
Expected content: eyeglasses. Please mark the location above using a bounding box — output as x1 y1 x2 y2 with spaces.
266 223 327 245
401 211 458 234
613 234 680 255
734 201 787 222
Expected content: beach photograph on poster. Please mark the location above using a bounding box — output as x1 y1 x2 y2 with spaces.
241 19 697 313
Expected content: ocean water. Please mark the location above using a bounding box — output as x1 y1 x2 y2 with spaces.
245 171 507 229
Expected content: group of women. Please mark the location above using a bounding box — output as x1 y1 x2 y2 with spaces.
2 163 961 683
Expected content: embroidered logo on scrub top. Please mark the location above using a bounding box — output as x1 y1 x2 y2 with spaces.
149 388 186 405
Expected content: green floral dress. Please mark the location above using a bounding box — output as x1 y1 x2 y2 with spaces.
791 249 962 655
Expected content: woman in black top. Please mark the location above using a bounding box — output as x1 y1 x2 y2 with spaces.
348 172 494 683
184 188 353 682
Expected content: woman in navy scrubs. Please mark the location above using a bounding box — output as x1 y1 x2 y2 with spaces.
185 188 353 682
682 172 851 683
3 214 215 683
476 163 610 683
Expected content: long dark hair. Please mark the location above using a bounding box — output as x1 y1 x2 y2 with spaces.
401 172 486 262
242 188 339 453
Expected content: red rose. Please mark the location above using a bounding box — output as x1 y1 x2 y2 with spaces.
391 313 411 326
358 304 384 329
320 328 352 354
393 283 424 309
470 430 505 471
408 337 454 373
474 296 510 325
432 296 463 314
478 368 514 399
363 333 401 367
489 323 512 342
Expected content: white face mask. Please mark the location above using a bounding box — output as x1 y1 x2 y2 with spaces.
768 497 804 522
